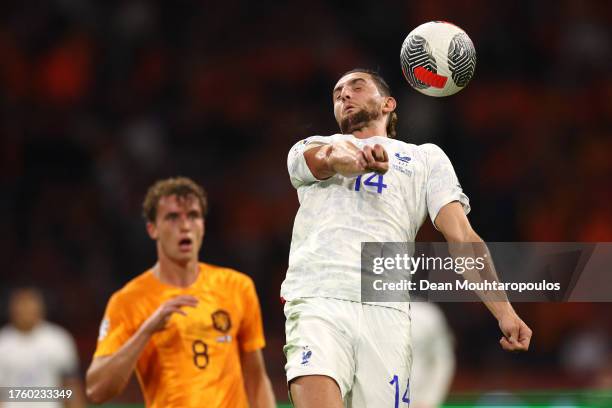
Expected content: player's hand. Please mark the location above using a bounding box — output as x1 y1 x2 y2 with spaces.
329 141 388 177
363 144 389 174
140 295 198 335
498 313 532 352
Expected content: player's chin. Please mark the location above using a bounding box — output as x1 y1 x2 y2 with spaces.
340 113 363 133
173 251 196 264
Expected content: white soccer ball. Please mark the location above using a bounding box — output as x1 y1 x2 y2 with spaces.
400 21 476 97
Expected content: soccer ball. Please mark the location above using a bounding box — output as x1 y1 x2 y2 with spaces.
400 21 476 97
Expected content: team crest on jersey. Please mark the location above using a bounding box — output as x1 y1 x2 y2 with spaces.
98 318 110 341
394 152 411 163
393 152 413 176
211 310 232 333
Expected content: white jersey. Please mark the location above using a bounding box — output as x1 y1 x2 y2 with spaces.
281 134 470 310
0 322 79 408
410 302 455 407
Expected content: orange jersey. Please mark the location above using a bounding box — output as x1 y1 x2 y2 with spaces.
94 263 266 408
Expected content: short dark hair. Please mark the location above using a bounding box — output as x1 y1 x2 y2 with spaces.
142 177 208 223
339 68 398 138
10 287 44 305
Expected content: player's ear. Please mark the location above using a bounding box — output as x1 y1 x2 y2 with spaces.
382 96 397 114
146 221 158 240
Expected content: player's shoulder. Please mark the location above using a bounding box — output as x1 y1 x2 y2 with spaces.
0 325 15 344
288 135 335 158
415 143 453 166
296 134 343 146
376 138 426 164
415 142 443 153
379 137 419 151
38 321 71 338
36 322 75 346
302 133 366 144
107 269 157 305
417 143 447 157
0 326 13 355
200 262 255 290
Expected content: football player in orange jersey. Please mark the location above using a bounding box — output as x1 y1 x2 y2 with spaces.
85 177 276 408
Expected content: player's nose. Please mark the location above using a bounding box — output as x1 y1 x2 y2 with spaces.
340 87 352 100
178 215 191 230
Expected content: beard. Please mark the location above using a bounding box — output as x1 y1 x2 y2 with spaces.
339 100 382 134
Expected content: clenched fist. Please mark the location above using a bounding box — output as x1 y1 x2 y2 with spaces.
328 141 389 177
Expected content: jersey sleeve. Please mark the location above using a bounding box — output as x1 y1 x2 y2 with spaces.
237 277 266 352
423 144 470 228
93 292 137 358
287 136 330 189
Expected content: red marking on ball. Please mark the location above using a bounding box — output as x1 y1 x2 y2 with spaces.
414 66 448 88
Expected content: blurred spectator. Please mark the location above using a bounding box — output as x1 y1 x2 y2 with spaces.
0 288 85 408
410 301 455 408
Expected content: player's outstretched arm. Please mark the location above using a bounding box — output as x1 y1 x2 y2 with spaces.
435 202 532 352
241 349 276 408
304 141 388 179
85 295 198 403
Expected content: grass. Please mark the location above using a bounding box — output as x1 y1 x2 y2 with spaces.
92 390 612 407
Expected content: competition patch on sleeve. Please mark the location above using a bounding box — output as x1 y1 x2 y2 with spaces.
98 318 110 341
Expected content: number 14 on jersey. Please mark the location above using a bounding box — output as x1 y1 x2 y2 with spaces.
354 174 387 194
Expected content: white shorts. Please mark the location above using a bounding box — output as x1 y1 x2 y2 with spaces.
284 297 412 408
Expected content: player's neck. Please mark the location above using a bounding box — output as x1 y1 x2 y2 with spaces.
12 322 40 334
154 257 200 288
351 120 388 139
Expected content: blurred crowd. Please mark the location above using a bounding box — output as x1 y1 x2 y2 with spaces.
1 0 610 401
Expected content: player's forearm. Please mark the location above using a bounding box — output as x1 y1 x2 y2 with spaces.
305 141 373 179
241 349 276 408
304 144 336 179
245 373 276 408
482 297 518 321
465 240 517 321
85 326 152 403
446 230 517 321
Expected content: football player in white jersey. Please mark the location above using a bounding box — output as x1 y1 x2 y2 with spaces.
409 301 455 408
281 69 532 408
0 288 85 408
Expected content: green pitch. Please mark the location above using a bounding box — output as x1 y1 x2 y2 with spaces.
93 390 612 407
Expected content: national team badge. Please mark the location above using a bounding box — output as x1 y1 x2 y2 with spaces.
394 152 412 163
211 310 232 333
393 152 413 176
